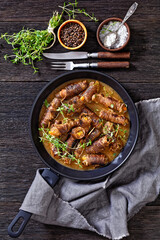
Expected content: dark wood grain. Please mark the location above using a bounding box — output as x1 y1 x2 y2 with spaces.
0 0 160 239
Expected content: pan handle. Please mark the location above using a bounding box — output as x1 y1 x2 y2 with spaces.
41 168 59 187
8 210 32 238
8 169 59 238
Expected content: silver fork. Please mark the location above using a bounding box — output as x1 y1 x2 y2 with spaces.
51 61 129 70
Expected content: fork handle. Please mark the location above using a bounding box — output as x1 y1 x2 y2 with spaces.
92 61 129 68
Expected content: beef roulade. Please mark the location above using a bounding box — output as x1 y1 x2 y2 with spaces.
56 80 88 99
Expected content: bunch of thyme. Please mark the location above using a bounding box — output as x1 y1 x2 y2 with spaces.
0 11 62 73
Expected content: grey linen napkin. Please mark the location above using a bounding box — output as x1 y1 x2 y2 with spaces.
21 98 160 240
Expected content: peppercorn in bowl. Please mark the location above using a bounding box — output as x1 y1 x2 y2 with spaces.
57 19 87 50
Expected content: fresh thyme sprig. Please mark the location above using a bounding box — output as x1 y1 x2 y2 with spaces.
39 126 82 167
56 105 66 116
57 102 75 115
59 0 98 22
79 139 92 149
101 21 117 34
0 11 63 73
56 103 70 123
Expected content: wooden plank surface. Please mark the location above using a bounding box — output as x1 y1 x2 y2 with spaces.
0 0 160 239
0 18 159 83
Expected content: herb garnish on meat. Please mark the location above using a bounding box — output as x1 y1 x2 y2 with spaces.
39 126 82 167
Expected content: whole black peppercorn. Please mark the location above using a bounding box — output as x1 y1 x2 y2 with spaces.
60 22 85 47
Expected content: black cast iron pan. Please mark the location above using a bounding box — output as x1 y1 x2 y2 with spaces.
8 70 139 237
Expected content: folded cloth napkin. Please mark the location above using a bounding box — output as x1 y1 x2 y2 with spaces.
21 98 160 240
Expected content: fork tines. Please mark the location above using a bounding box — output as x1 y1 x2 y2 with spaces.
51 61 68 70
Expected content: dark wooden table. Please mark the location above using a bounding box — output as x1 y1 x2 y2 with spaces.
0 0 160 239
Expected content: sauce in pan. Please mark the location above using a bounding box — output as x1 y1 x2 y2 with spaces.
39 79 130 170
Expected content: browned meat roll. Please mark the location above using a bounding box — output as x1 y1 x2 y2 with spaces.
82 154 108 166
74 128 101 158
82 107 102 129
41 98 61 128
110 140 123 152
79 114 92 133
64 96 84 116
92 94 127 113
103 121 120 140
71 127 85 139
51 144 60 159
66 135 76 153
54 120 62 125
66 127 85 153
49 119 77 137
102 121 114 135
86 135 110 154
63 158 72 165
86 128 101 142
74 139 85 158
60 133 69 142
55 80 88 99
73 115 92 158
80 81 99 103
99 110 129 126
49 114 92 137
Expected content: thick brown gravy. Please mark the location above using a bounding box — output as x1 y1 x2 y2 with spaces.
39 79 130 170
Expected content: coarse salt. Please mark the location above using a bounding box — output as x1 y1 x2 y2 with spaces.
99 21 128 49
104 32 117 48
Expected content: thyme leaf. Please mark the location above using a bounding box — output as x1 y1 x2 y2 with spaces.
57 102 75 115
44 99 50 108
86 139 92 146
79 139 92 149
110 104 114 109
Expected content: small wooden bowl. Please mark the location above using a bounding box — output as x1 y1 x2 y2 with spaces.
57 19 87 50
97 17 130 52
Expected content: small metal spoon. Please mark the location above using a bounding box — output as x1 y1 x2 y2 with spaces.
104 2 138 48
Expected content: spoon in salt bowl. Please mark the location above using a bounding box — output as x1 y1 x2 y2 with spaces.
104 2 138 48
